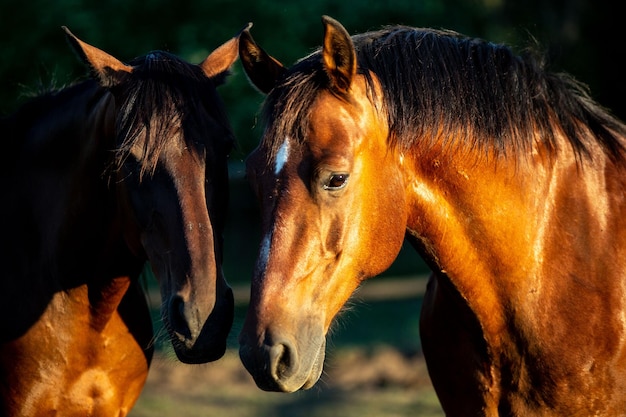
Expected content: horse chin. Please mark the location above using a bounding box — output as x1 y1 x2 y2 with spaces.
172 340 227 364
299 342 326 390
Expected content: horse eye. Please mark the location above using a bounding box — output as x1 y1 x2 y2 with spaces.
323 173 349 191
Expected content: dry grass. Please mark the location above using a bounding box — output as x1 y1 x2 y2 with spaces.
132 275 442 416
130 346 444 417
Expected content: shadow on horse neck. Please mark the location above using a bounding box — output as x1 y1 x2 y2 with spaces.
237 15 626 416
0 26 244 416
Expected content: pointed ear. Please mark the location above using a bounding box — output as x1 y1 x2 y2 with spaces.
63 26 132 87
199 22 252 84
321 15 356 95
238 25 286 94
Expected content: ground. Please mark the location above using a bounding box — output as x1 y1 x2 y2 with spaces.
131 346 444 417
132 275 443 416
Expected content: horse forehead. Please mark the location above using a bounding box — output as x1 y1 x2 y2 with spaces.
252 76 381 176
305 100 360 153
309 83 382 146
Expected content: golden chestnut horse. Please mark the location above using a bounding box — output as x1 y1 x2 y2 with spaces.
237 16 626 416
0 26 245 416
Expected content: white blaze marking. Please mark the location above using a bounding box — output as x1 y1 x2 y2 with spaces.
257 232 272 276
274 137 291 174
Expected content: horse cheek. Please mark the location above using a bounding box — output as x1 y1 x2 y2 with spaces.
361 179 407 278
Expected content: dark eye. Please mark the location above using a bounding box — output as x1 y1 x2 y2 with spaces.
323 173 350 191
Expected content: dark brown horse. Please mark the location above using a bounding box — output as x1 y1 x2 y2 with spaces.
237 16 626 416
0 26 244 416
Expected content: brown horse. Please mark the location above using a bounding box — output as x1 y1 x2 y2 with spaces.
237 16 626 416
0 26 244 416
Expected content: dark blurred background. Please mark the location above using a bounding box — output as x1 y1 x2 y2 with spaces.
3 2 622 414
1 0 622 290
2 0 624 153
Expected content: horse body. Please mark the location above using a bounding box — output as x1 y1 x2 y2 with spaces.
0 281 151 416
237 16 626 415
1 82 151 415
0 27 242 416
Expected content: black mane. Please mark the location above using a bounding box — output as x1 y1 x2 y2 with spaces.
262 26 626 164
3 51 234 179
1 81 108 171
113 50 234 177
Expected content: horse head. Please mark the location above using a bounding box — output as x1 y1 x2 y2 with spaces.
65 27 245 363
238 17 407 391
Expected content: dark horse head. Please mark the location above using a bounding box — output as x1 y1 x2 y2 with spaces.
0 28 247 415
64 29 240 363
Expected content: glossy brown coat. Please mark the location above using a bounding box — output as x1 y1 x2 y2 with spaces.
238 16 626 416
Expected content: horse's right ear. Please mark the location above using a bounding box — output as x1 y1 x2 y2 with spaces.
63 26 133 88
238 25 286 94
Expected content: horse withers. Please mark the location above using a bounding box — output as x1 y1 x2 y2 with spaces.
0 25 245 416
237 16 626 416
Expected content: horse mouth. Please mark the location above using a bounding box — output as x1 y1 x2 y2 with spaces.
164 287 235 364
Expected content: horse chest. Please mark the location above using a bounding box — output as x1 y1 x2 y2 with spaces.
421 271 626 416
0 288 149 416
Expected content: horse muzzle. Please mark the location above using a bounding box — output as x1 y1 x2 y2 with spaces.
238 324 326 392
165 284 234 364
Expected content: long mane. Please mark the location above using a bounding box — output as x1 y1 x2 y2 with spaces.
2 81 108 169
114 51 234 178
3 51 234 179
262 26 626 164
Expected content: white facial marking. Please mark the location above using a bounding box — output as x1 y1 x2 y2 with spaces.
274 137 291 175
257 232 272 276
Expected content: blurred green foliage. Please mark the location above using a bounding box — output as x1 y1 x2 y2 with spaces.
2 0 621 284
3 0 621 284
1 0 623 160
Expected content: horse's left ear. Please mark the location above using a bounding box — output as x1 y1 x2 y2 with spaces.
199 23 252 84
238 24 286 94
63 26 133 88
321 15 357 95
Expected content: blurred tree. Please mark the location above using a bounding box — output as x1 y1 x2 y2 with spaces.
1 0 621 284
1 0 622 155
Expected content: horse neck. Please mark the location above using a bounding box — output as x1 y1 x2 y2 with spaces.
403 135 626 336
6 81 133 289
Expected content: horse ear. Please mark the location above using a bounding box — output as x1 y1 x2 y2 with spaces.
199 23 252 84
62 26 132 88
321 15 356 95
238 25 286 94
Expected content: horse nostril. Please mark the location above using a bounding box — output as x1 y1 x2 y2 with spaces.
269 341 295 380
168 295 191 340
